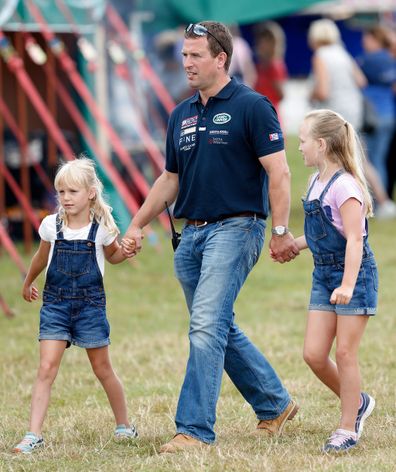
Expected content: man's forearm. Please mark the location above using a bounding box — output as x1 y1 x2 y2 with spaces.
268 167 291 226
126 171 179 231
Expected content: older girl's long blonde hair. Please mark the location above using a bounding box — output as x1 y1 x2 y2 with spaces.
54 157 119 235
305 109 373 217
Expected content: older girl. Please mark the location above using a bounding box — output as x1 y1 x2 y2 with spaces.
296 109 377 452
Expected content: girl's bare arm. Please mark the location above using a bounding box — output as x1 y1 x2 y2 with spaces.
22 240 51 302
330 198 363 305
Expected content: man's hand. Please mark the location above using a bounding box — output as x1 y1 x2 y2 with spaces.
121 226 144 258
269 232 300 263
120 238 137 259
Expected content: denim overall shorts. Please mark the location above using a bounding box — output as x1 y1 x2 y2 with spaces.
39 216 110 348
303 170 378 315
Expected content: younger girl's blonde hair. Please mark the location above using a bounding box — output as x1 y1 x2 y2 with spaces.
54 157 119 235
304 109 373 217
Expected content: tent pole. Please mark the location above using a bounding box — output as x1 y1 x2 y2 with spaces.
0 57 5 226
15 32 33 253
0 220 27 277
0 292 14 318
0 31 75 160
0 95 53 194
46 39 57 169
0 161 41 231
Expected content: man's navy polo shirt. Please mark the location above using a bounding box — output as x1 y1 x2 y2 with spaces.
166 78 284 221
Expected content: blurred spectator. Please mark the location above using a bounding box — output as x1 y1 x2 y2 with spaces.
358 25 396 190
228 25 257 88
308 18 365 129
386 28 396 199
307 18 396 219
154 29 190 103
253 21 288 117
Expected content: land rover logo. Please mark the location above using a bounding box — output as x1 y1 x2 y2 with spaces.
213 113 231 124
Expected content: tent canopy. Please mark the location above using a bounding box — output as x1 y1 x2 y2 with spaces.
0 0 105 32
167 0 328 24
135 0 329 35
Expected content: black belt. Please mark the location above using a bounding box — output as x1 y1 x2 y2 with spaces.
186 212 262 227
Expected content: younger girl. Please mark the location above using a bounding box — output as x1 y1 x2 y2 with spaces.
13 158 137 454
296 109 377 452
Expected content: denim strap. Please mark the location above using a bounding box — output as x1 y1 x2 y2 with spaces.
87 218 99 241
56 214 64 240
318 169 345 203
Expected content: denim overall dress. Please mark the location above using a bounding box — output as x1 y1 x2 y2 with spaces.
303 170 378 315
39 216 110 348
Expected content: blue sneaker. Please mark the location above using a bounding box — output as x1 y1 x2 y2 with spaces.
355 392 375 439
114 424 138 440
323 429 357 453
13 432 44 454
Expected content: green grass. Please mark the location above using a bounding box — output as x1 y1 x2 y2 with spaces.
1 136 395 471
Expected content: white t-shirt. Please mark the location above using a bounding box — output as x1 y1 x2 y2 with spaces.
308 172 366 237
39 214 116 276
312 44 363 130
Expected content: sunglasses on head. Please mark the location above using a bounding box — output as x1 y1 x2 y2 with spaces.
185 23 227 54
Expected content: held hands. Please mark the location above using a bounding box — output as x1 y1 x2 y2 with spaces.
120 237 138 258
121 226 144 258
330 285 354 305
22 284 39 302
269 232 300 263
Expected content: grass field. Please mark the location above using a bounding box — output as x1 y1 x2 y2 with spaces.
0 137 395 471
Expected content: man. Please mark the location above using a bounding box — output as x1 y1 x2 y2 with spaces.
122 21 299 453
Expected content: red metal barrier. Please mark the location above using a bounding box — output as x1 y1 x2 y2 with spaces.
0 31 75 160
0 292 14 318
0 161 41 231
0 95 53 193
0 220 27 277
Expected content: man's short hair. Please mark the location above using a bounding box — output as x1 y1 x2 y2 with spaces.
185 21 233 71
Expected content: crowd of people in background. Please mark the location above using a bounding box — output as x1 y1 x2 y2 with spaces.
151 18 396 219
308 19 396 219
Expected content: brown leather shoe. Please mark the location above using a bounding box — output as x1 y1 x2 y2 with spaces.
159 433 210 453
253 399 299 436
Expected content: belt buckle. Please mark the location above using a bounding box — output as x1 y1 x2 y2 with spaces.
195 220 208 228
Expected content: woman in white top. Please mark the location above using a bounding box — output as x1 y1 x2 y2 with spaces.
308 18 366 130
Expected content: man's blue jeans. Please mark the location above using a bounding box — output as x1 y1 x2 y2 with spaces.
173 216 291 443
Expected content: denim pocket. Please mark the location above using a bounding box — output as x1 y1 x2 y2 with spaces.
305 210 327 241
56 250 92 276
42 291 59 304
370 260 379 292
87 294 106 307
